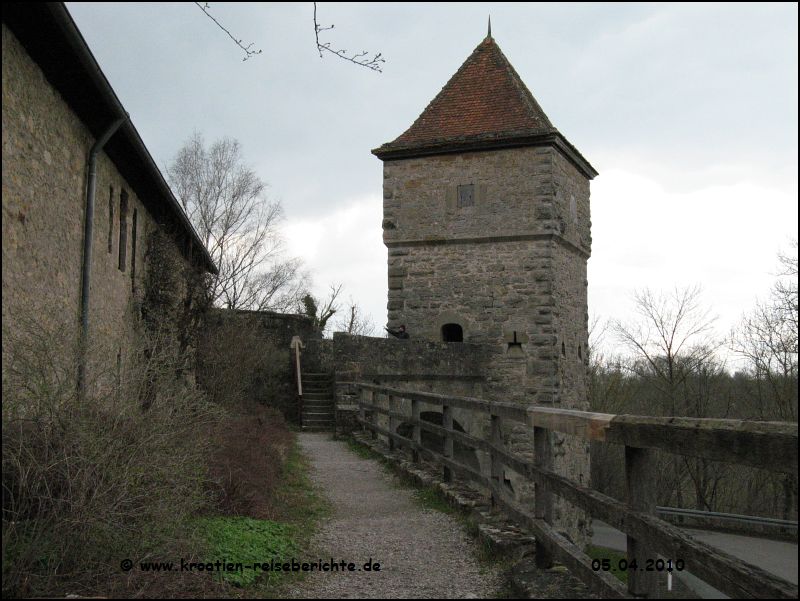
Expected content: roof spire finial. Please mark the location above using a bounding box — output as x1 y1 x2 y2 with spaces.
487 15 492 39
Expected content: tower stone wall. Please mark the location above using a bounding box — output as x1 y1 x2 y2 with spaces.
382 144 592 407
373 32 596 546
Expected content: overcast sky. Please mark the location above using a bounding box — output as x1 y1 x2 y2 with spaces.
67 2 798 356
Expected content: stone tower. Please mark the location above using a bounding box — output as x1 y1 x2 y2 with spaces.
373 31 597 412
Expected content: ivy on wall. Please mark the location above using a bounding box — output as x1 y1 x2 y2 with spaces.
139 229 211 404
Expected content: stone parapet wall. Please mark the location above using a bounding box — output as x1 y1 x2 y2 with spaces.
307 333 497 437
330 332 493 382
304 338 334 374
199 309 319 422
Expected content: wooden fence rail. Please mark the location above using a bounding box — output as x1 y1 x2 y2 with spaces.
352 382 798 599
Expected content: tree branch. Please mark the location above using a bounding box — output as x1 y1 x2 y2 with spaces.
313 2 385 72
195 2 263 62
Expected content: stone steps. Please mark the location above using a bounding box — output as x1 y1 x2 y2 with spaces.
304 397 333 406
301 371 334 431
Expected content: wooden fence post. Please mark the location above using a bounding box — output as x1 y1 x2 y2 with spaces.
534 425 553 569
412 398 421 463
490 414 503 509
625 445 657 598
443 404 453 482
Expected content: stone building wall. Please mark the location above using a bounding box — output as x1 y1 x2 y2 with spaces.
381 144 592 406
552 151 592 254
2 24 192 397
548 241 592 541
382 146 563 246
384 147 564 341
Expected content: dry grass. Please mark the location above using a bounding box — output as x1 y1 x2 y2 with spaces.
2 310 311 598
206 403 294 520
2 320 217 597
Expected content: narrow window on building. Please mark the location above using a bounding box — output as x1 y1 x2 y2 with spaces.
118 189 128 271
116 349 122 400
107 186 114 254
131 209 138 287
578 344 583 360
441 323 464 342
457 184 474 208
561 341 566 357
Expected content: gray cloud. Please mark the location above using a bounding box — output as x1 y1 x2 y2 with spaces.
67 2 798 330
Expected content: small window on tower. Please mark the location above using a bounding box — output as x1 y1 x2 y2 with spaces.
441 323 464 342
457 184 474 208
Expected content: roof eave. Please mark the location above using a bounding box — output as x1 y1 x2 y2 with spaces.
3 2 218 275
372 132 598 180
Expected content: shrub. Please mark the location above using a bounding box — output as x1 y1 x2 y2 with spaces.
2 321 219 597
205 403 293 520
198 312 291 417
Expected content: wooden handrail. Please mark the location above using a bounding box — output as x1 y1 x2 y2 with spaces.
351 381 799 599
351 382 797 475
290 336 304 426
295 345 302 397
527 407 798 475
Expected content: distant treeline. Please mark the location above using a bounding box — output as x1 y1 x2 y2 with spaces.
589 245 797 521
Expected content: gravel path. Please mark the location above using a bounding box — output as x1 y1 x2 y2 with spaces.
286 432 503 599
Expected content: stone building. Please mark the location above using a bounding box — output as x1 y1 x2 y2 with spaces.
371 29 598 543
373 29 596 405
2 3 216 397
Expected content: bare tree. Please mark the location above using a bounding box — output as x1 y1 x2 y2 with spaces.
613 286 720 416
166 132 303 311
731 242 798 421
588 314 638 416
588 314 632 499
730 243 798 521
335 297 376 336
613 286 728 510
300 284 342 334
775 241 798 331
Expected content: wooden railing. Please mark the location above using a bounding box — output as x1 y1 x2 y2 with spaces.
290 336 304 426
353 382 798 599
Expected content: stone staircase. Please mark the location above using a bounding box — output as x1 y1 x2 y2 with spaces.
301 372 334 431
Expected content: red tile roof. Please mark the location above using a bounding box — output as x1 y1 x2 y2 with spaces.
373 35 597 178
375 35 555 155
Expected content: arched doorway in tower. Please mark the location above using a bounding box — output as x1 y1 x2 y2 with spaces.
441 323 463 342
